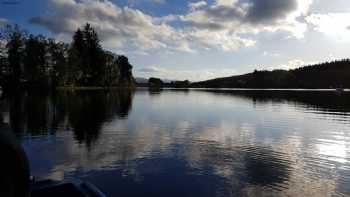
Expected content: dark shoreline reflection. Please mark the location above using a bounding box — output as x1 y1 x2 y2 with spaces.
60 90 134 146
197 89 350 113
1 90 134 146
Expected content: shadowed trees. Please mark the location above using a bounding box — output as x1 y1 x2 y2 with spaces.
1 89 134 147
1 25 26 88
117 55 134 85
23 35 48 86
47 39 68 87
149 77 163 87
69 24 105 86
194 59 350 89
0 23 134 90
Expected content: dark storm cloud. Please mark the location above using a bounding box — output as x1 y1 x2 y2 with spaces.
29 17 75 34
246 0 298 24
206 0 299 24
182 0 302 31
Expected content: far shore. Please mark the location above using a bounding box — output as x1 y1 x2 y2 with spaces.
56 86 135 91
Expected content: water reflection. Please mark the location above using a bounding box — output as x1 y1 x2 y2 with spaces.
243 146 291 187
61 90 133 146
201 89 350 113
1 89 350 196
1 90 134 146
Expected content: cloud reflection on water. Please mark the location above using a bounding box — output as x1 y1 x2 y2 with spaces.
1 89 350 196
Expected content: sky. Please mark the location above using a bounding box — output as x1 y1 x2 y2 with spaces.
1 0 350 81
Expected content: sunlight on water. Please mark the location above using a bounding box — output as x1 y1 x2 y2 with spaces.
317 139 348 163
1 89 350 196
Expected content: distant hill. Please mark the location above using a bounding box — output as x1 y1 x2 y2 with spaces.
193 59 350 89
134 77 174 84
134 77 148 84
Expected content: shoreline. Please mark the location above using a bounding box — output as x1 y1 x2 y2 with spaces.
135 86 349 92
56 86 136 91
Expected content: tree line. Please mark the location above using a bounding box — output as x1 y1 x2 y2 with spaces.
193 59 350 89
0 23 134 91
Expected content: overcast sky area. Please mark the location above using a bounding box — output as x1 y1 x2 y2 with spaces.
1 0 350 81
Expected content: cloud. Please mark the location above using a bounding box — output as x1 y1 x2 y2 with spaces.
262 51 281 58
245 0 298 24
215 0 237 6
0 18 9 26
188 1 207 11
30 0 314 54
30 0 178 50
263 59 324 71
30 0 257 53
306 13 350 41
137 67 162 73
180 0 313 38
127 0 166 5
185 30 256 51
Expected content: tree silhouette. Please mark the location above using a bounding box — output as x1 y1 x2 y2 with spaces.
0 23 135 90
149 77 163 87
47 39 67 87
4 25 25 88
117 55 133 85
23 35 47 85
194 59 350 89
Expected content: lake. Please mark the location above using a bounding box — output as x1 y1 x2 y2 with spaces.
1 89 350 197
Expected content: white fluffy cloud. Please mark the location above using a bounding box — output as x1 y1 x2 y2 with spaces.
31 0 252 52
306 13 350 41
30 0 179 50
188 1 207 11
30 0 316 53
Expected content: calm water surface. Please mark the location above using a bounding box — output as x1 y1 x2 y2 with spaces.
1 89 350 197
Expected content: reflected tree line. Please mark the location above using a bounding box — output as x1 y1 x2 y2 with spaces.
199 89 350 113
0 90 134 146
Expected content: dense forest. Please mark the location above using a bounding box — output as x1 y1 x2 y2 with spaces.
0 23 134 91
193 59 350 89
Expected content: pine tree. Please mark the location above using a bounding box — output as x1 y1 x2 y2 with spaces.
83 23 104 85
23 35 48 84
5 24 25 86
117 55 133 85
